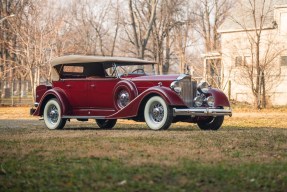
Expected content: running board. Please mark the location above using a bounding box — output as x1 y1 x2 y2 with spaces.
62 116 106 119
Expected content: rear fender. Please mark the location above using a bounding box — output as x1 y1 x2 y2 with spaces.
207 88 230 107
107 86 185 119
33 87 71 116
35 85 52 103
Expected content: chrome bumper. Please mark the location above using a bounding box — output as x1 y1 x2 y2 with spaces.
173 108 232 117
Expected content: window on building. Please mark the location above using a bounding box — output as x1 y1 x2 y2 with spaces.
235 56 243 67
281 56 287 66
280 12 287 35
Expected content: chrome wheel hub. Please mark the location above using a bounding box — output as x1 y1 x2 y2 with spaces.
48 105 59 124
149 102 164 123
117 90 130 108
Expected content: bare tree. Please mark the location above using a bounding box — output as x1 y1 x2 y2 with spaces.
150 0 193 74
0 0 30 98
193 0 233 52
127 0 158 59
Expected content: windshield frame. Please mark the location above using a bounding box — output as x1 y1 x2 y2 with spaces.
104 63 156 78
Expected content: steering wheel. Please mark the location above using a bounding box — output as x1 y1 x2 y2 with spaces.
131 68 145 74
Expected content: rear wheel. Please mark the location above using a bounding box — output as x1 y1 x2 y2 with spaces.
144 96 173 130
96 119 117 129
43 98 66 130
197 116 224 130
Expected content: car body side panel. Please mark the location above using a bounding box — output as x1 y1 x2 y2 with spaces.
34 85 185 119
107 86 186 119
207 88 230 107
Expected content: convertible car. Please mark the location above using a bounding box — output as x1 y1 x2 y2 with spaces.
30 55 232 130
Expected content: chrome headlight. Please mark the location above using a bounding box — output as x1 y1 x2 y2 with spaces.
197 81 209 93
194 96 204 107
170 81 182 94
205 96 215 107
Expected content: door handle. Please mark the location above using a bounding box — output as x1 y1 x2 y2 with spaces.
90 84 95 88
66 84 71 88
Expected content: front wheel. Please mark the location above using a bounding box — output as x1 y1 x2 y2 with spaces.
96 119 117 129
144 96 173 130
197 116 224 130
43 98 66 130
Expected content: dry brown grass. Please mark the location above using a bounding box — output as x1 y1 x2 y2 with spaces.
1 107 287 191
0 107 287 167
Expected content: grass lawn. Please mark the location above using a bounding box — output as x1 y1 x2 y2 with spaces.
0 107 287 191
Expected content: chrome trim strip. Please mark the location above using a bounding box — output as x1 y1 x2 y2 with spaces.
62 116 106 119
179 79 193 107
173 108 232 117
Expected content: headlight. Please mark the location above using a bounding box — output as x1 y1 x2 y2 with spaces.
205 96 215 107
194 96 204 107
170 81 182 94
197 81 209 93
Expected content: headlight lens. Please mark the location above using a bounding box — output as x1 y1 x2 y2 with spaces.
194 96 204 107
197 81 209 93
206 96 215 107
170 81 182 94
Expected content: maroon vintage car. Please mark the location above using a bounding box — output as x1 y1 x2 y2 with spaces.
30 55 232 130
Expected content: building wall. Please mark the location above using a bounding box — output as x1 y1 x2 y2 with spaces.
220 6 287 105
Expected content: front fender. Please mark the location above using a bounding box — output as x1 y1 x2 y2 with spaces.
207 88 230 107
33 87 71 116
107 86 185 119
143 86 185 106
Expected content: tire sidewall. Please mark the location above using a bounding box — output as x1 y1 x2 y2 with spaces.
144 96 168 130
96 119 117 129
44 99 62 130
197 116 224 130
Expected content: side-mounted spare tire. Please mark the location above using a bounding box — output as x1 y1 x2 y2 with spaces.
113 80 138 110
43 98 66 130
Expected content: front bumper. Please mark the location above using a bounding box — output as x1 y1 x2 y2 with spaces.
173 108 232 117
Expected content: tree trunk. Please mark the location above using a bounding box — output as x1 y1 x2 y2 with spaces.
163 31 170 74
29 69 36 102
262 72 266 108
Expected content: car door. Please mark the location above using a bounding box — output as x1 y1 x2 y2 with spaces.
88 78 120 110
55 80 89 108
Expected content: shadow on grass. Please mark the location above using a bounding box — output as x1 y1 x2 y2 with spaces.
62 126 287 132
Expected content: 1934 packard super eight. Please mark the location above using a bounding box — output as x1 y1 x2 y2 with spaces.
30 55 232 130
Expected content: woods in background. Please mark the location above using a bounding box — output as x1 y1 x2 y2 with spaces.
0 0 232 100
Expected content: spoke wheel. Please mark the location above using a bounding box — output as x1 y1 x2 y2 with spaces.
43 98 66 130
144 96 173 130
96 119 117 129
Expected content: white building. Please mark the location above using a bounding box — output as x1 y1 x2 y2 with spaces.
215 0 287 106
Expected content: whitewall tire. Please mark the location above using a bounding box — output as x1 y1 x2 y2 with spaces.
144 96 173 130
43 98 66 130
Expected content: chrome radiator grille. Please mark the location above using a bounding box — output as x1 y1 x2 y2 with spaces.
179 78 197 107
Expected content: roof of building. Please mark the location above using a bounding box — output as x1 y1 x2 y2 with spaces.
218 0 287 33
51 55 156 67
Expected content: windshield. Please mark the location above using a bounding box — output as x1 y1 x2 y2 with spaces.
104 63 157 77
